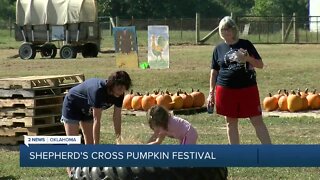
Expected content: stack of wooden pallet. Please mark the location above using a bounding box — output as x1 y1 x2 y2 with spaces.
0 74 85 145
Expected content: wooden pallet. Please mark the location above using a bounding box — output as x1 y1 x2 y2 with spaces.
0 74 84 89
0 84 74 98
0 114 61 127
0 123 65 136
173 106 207 115
0 95 64 108
0 104 62 117
122 107 207 116
263 110 320 118
0 132 67 145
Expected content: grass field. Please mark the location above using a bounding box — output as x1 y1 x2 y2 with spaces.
0 31 320 179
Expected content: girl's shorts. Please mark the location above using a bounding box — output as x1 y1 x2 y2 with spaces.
60 116 93 124
181 126 198 144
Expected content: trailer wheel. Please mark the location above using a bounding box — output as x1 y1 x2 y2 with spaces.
19 43 36 60
40 43 57 58
81 43 98 58
60 45 77 59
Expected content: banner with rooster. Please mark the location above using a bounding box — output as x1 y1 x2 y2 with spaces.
113 26 139 68
148 26 169 69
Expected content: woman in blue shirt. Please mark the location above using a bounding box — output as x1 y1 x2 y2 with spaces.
208 16 271 144
61 71 132 145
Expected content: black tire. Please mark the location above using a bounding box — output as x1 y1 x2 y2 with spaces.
60 45 77 59
19 43 36 60
70 167 228 180
40 43 57 59
81 43 98 58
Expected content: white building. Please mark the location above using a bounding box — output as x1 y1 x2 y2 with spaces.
309 0 320 32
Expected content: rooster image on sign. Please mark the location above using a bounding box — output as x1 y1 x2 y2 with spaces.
113 26 139 68
148 26 169 69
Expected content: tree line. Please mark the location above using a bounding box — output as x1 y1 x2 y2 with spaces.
0 0 309 23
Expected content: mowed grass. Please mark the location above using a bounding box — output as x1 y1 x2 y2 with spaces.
0 37 320 179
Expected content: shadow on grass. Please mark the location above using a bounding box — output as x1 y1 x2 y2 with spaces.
0 176 17 180
0 145 19 152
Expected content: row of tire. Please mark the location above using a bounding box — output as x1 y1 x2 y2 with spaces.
18 42 99 60
70 167 228 180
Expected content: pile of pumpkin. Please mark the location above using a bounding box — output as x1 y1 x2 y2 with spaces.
263 89 320 112
123 89 206 111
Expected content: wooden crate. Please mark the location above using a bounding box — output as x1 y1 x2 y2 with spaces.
0 84 74 98
0 104 62 117
0 123 65 136
0 132 67 145
0 114 61 127
0 74 84 89
122 107 207 116
173 107 207 115
0 95 64 108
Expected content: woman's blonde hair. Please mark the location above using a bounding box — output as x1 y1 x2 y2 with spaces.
218 16 239 41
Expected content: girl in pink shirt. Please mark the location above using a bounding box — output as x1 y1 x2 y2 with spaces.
147 105 198 144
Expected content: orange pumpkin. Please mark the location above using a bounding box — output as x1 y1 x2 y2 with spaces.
263 93 278 111
300 88 309 98
190 89 205 107
156 91 173 110
287 91 303 112
278 94 288 111
297 91 308 111
306 89 320 110
180 92 193 109
141 93 156 111
131 93 143 110
123 90 134 110
273 89 283 100
151 89 160 99
171 92 184 110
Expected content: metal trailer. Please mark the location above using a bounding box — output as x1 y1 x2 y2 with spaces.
15 0 101 60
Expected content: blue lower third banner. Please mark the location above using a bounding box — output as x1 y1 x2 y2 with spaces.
20 145 320 167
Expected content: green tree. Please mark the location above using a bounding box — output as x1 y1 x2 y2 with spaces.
97 0 112 16
0 0 15 24
252 0 282 16
252 0 308 16
96 0 229 18
215 0 255 16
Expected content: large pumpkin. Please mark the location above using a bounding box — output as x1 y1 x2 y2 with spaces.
171 92 184 110
278 94 288 111
190 89 205 107
306 89 320 109
156 91 173 110
297 91 308 110
122 90 134 110
273 89 283 100
180 92 193 109
131 93 143 110
151 89 160 99
141 93 156 111
300 88 309 98
287 91 303 112
263 93 278 111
